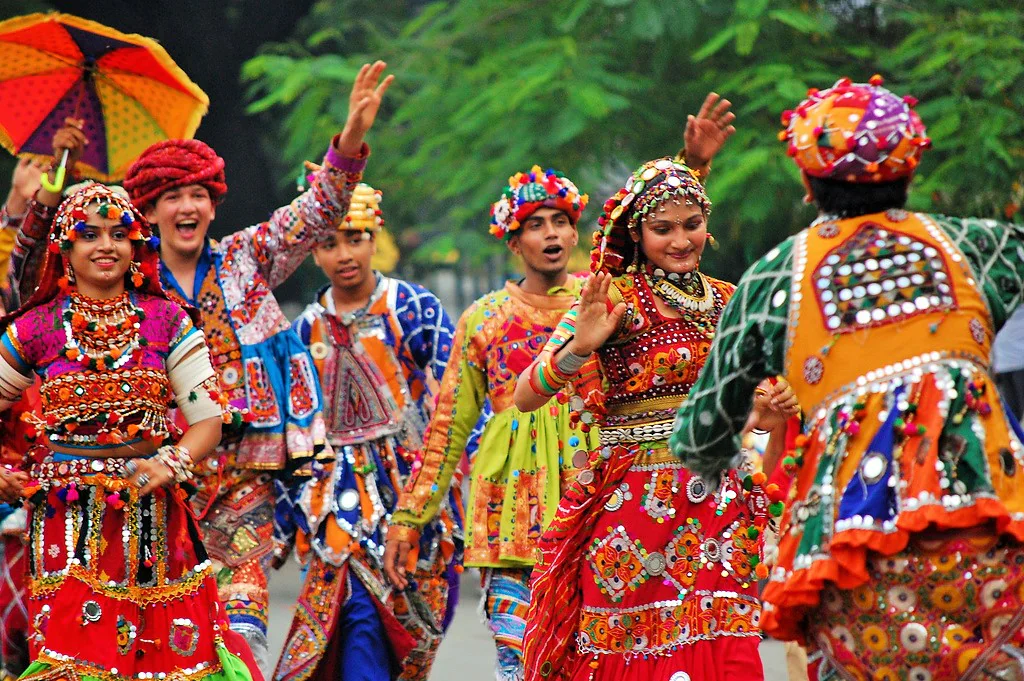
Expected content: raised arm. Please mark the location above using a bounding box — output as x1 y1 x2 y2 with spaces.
514 272 623 412
11 125 87 299
219 62 394 289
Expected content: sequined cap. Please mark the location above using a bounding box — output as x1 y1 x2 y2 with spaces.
780 75 931 184
339 182 384 232
590 157 710 275
489 166 587 241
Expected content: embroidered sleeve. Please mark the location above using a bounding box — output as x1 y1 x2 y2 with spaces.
395 282 456 381
12 200 54 303
669 238 794 480
2 307 45 371
1 327 29 373
391 304 487 531
167 308 199 352
933 214 1024 328
217 143 369 290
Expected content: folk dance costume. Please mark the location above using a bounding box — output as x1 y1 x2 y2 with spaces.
523 160 777 681
671 78 1024 680
0 184 255 681
123 138 366 669
273 185 462 681
390 168 598 681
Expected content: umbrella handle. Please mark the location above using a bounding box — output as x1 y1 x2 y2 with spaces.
39 149 70 193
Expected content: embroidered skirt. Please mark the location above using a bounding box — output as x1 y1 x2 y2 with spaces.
805 530 1024 681
525 441 769 681
20 454 255 681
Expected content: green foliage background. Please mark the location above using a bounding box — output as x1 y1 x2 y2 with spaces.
244 0 1023 282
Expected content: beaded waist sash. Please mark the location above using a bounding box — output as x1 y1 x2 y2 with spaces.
30 455 139 484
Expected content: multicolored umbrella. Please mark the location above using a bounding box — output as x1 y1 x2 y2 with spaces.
0 12 209 182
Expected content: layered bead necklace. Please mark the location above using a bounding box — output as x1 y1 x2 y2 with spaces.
643 265 724 339
644 266 714 313
60 291 147 371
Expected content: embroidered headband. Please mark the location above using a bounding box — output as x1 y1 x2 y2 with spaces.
51 182 160 290
780 75 930 184
489 166 587 241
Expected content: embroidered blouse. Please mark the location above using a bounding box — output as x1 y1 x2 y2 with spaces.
1 292 212 448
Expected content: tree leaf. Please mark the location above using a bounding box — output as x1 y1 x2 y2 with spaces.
692 25 736 61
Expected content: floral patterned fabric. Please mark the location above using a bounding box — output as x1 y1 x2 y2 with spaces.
524 272 771 681
806 533 1024 681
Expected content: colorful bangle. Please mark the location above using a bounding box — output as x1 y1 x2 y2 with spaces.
388 522 421 545
534 361 571 398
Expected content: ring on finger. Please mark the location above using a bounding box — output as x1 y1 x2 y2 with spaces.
136 473 151 488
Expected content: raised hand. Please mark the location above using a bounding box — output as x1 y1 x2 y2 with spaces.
11 157 47 201
683 92 736 170
565 272 627 356
336 61 395 157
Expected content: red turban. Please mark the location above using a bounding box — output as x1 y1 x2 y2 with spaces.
124 139 228 210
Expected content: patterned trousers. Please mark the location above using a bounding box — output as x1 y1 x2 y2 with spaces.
482 567 533 681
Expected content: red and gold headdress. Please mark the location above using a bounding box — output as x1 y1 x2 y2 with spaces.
590 158 710 275
780 75 930 183
489 166 587 241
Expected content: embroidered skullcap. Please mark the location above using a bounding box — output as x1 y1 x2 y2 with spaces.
590 158 710 275
124 139 227 210
339 183 384 232
489 166 587 241
780 75 930 184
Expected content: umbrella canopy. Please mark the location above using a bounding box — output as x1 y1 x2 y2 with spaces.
0 12 209 182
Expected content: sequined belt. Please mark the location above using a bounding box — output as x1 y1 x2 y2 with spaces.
578 592 761 656
599 418 675 445
30 455 139 484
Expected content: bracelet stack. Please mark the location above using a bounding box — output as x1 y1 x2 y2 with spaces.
529 360 573 398
155 445 194 483
529 350 591 398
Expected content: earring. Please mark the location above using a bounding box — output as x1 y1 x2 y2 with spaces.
706 233 718 250
130 261 145 288
59 260 76 291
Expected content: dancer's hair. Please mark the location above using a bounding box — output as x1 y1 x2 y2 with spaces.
808 176 910 218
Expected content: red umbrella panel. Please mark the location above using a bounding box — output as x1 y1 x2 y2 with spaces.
0 13 209 182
